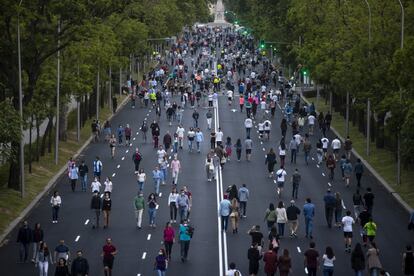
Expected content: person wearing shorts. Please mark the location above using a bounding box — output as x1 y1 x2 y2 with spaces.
275 166 287 198
341 211 355 253
102 238 117 276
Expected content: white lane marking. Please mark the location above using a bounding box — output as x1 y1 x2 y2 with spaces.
137 274 141 276
168 156 172 160
305 267 308 274
100 194 104 198
156 204 159 210
133 137 136 141
126 150 129 153
316 164 320 168
84 219 89 225
328 182 332 187
136 132 139 135
121 157 125 161
311 157 315 160
260 141 263 145
144 117 147 121
297 246 301 253
147 234 151 240
117 164 120 169
262 148 265 151
159 192 162 197
141 252 147 259
273 180 276 184
75 235 80 242
322 173 325 176
112 173 116 177
170 149 173 152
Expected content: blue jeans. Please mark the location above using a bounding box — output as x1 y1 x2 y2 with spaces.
148 208 156 225
180 240 190 259
188 140 193 151
221 215 229 231
161 168 167 183
323 266 334 276
291 149 297 163
354 270 363 276
305 217 313 237
137 181 144 191
80 175 87 191
52 206 60 221
154 178 160 194
179 206 188 221
369 268 380 276
277 223 285 236
157 270 166 276
304 151 310 165
173 142 178 153
196 142 201 152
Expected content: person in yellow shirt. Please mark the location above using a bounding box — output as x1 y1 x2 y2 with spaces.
363 218 377 245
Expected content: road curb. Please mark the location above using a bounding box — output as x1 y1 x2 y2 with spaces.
301 95 413 214
0 94 130 245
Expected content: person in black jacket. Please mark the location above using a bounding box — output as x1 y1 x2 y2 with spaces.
17 220 32 263
351 243 365 275
31 222 44 262
90 191 102 229
286 200 301 238
265 148 277 178
71 250 89 276
55 258 70 276
78 160 89 192
102 192 112 229
248 243 262 276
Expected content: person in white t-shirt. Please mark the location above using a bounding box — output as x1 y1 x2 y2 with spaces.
275 166 287 198
226 262 242 276
264 120 272 140
156 146 167 164
216 128 224 146
176 125 185 149
341 210 355 253
91 177 101 193
244 118 253 137
227 90 233 106
321 137 329 159
331 137 341 160
308 114 316 135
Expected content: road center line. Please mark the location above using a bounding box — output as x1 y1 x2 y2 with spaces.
84 219 89 225
147 234 151 240
141 252 147 259
75 235 80 242
117 165 120 169
121 157 125 160
297 246 301 253
112 173 116 177
322 172 325 176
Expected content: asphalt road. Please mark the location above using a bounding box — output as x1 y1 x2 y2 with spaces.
0 32 412 276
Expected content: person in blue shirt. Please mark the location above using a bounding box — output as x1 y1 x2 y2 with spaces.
323 189 336 228
303 198 315 239
219 195 232 232
152 166 162 195
179 219 192 262
117 125 124 145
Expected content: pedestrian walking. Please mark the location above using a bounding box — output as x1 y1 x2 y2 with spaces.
303 198 315 239
90 191 101 229
352 189 363 219
278 142 286 168
78 160 89 192
304 242 320 276
226 262 242 276
291 169 301 199
286 200 300 238
137 169 146 191
102 238 117 276
148 193 158 228
245 117 253 137
71 250 89 276
326 155 336 180
366 242 382 276
276 201 288 237
402 245 414 276
187 127 196 152
124 124 132 146
354 159 364 187
344 136 353 159
103 177 113 195
263 243 278 276
331 137 341 161
54 239 70 263
134 191 145 229
102 192 112 229
177 189 189 222
205 155 214 182
50 191 62 224
278 249 292 276
141 121 148 143
264 203 277 232
160 156 168 185
334 192 345 227
163 222 175 260
342 210 355 253
55 258 70 276
322 246 336 276
245 136 253 161
238 184 249 218
179 219 192 262
303 134 312 165
316 139 323 165
132 148 142 174
265 148 277 178
195 128 204 153
225 137 232 160
235 138 242 162
168 187 179 223
230 198 240 234
289 136 298 164
343 159 353 187
32 223 44 263
152 166 162 196
216 127 224 147
154 248 168 276
109 134 116 159
248 243 262 276
91 177 101 193
275 166 287 198
324 189 336 228
17 221 32 263
35 241 53 276
163 131 172 151
363 218 377 244
219 195 232 232
93 156 103 181
363 187 375 215
351 243 365 276
69 163 79 192
206 109 213 130
117 124 124 145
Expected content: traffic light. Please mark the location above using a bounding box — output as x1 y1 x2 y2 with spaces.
302 68 309 76
260 39 265 49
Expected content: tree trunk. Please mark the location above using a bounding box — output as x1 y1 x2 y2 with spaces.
36 118 40 161
8 142 20 190
29 114 33 173
40 116 53 156
48 114 53 153
59 102 68 141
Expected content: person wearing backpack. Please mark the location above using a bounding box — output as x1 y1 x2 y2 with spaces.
132 148 142 174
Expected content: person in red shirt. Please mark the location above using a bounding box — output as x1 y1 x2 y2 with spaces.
102 238 117 276
304 241 320 276
163 222 175 260
263 244 278 276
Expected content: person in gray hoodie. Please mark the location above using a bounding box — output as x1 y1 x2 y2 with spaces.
238 184 250 218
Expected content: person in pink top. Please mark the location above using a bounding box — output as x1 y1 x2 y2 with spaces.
163 222 175 260
170 154 181 185
239 96 245 113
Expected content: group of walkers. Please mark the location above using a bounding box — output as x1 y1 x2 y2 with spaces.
13 23 414 276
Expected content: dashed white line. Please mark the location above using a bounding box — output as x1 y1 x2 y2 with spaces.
316 164 320 168
112 173 116 177
297 246 301 253
117 165 120 169
170 149 173 152
262 148 265 151
100 194 104 198
136 132 139 135
156 204 159 209
168 156 172 160
144 117 147 120
159 192 162 197
322 173 325 176
75 235 80 242
305 267 308 274
133 137 136 141
147 234 151 240
126 150 129 153
260 141 263 145
84 219 89 225
121 157 125 160
311 157 315 161
137 274 141 276
328 182 332 187
141 252 147 259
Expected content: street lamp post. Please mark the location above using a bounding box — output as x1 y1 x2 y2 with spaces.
396 0 404 185
17 0 25 197
55 20 60 165
364 0 372 156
